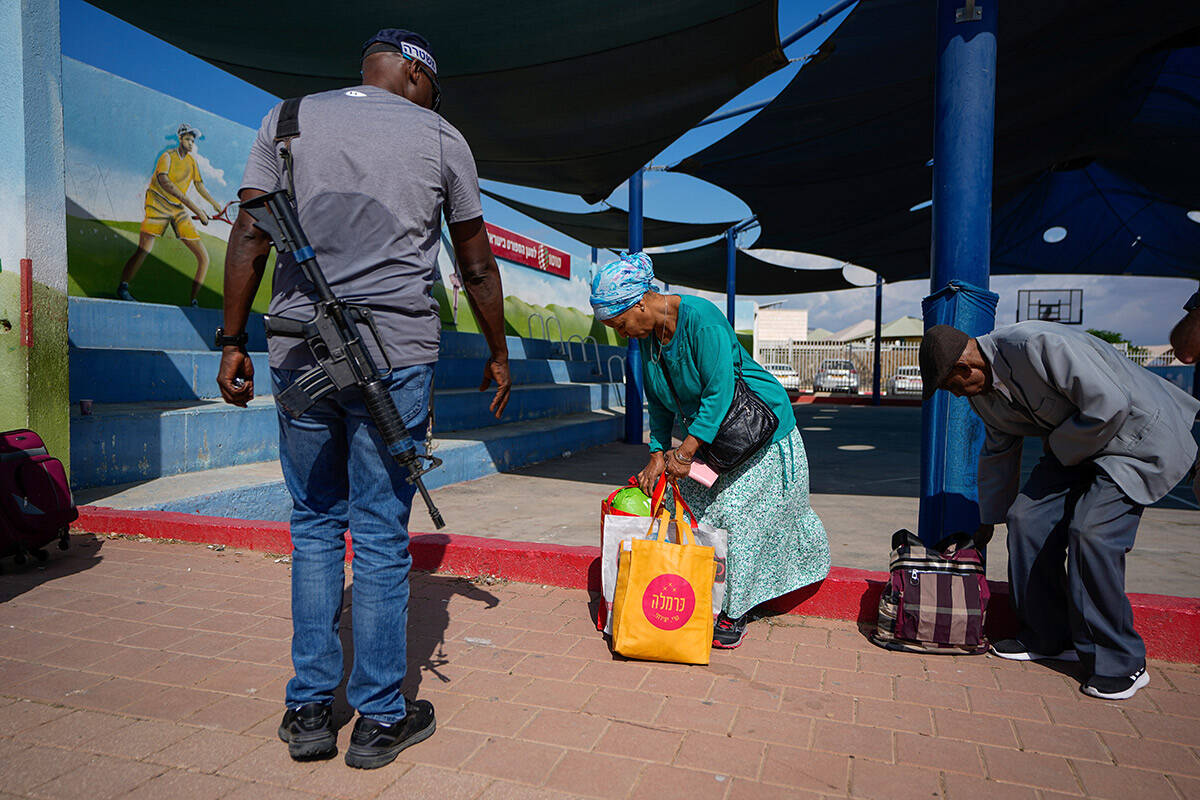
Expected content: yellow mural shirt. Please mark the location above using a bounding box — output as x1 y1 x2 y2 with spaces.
144 149 201 217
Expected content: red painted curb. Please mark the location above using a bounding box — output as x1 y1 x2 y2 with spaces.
74 505 1200 663
794 395 922 407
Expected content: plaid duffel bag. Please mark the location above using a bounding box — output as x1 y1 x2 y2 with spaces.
871 529 989 655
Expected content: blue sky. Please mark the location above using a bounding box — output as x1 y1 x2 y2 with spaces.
61 0 1197 344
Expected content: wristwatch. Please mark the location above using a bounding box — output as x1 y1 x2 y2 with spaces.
213 327 249 349
1184 291 1200 312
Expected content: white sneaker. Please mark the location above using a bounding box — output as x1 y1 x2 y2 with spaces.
1082 667 1149 700
990 638 1080 662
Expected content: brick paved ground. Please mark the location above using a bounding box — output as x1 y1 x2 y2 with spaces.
2 535 1199 799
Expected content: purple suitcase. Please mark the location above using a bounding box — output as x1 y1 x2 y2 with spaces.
0 429 76 563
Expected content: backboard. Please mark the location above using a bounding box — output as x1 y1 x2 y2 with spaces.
1016 289 1083 324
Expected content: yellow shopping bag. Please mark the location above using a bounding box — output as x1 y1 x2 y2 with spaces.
611 483 715 665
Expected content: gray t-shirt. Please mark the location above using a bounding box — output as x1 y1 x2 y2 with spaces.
240 85 483 369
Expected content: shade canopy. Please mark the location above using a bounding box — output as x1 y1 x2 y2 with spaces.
673 0 1200 281
991 164 1200 280
649 241 859 295
481 189 737 249
91 0 786 203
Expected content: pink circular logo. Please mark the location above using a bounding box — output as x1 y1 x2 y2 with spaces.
641 574 696 631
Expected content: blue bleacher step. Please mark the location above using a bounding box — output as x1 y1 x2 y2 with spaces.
76 408 626 521
70 396 281 489
68 297 627 367
70 348 274 403
68 297 269 351
70 349 611 403
70 381 623 489
434 382 622 431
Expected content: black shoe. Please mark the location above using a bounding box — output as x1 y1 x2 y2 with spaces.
344 699 436 770
990 638 1079 662
277 702 336 761
713 612 749 649
1082 667 1149 700
116 282 136 302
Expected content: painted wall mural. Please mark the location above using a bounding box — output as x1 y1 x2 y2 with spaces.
61 57 618 344
63 57 264 310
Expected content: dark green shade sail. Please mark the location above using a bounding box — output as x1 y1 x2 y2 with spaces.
649 241 859 295
89 0 786 203
673 0 1200 281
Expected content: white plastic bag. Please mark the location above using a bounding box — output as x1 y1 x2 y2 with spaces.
598 479 727 635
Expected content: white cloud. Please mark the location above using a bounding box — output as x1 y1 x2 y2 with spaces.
192 148 227 187
745 249 878 287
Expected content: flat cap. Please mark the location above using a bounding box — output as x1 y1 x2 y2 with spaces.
919 325 970 400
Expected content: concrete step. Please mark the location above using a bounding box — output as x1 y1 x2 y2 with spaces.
434 382 622 432
76 408 626 521
69 348 615 403
70 396 280 489
68 297 627 366
70 382 623 489
70 348 274 403
69 297 270 352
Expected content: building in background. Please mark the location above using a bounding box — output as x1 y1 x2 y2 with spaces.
753 307 809 348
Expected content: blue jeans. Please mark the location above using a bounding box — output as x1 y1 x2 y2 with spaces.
273 364 434 724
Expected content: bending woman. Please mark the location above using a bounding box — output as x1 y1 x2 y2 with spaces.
591 253 830 648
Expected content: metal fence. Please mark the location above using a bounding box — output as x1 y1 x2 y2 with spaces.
1113 342 1179 368
754 340 1181 396
756 342 922 395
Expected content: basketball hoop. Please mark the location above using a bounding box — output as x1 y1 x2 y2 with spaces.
1016 288 1083 325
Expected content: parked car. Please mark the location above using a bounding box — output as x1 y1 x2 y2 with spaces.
813 359 859 393
762 362 801 399
886 365 923 396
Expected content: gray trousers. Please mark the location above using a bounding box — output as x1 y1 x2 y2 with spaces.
1005 453 1145 678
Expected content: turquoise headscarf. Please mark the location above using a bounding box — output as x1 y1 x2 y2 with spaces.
590 252 657 321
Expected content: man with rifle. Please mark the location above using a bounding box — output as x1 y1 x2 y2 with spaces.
216 29 510 769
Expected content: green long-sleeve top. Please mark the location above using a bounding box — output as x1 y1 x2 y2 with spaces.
641 295 795 453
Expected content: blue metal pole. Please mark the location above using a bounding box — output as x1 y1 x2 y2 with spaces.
625 169 645 445
1193 281 1200 399
872 274 882 406
725 228 736 325
918 0 999 547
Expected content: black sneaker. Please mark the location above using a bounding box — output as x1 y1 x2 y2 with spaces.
344 699 436 770
116 282 136 302
1082 667 1149 700
712 612 749 649
990 638 1079 662
277 702 336 761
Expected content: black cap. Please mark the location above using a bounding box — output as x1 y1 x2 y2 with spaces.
361 29 438 76
919 325 970 400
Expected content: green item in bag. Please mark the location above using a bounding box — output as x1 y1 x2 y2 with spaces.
611 486 653 516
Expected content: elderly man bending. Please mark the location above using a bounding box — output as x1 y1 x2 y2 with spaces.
920 321 1199 700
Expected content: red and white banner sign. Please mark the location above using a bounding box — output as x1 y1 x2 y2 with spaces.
485 223 570 279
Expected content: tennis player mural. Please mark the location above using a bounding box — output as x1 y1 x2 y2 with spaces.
63 58 255 310
116 123 225 307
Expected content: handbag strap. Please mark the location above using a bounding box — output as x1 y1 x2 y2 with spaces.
658 343 753 427
658 359 689 425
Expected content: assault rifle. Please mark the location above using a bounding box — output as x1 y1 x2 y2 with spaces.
240 189 445 528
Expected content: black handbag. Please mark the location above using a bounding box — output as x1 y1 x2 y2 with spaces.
659 348 778 473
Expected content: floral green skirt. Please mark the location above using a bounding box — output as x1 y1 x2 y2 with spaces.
676 426 830 619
